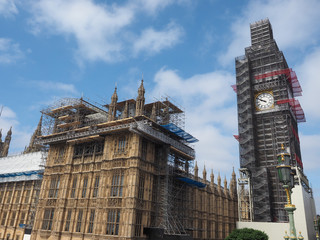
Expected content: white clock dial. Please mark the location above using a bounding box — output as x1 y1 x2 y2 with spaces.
255 92 274 110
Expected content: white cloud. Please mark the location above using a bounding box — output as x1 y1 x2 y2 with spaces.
29 80 78 95
0 0 18 18
28 0 183 63
0 105 32 154
133 22 184 56
297 48 320 120
30 0 135 63
219 0 320 66
150 67 239 175
0 38 24 64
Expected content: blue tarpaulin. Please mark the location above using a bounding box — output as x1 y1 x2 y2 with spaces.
161 123 199 143
177 177 206 188
0 170 43 179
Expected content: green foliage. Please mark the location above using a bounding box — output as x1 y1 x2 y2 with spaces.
225 228 269 240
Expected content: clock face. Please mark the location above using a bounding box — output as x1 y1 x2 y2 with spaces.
255 92 274 110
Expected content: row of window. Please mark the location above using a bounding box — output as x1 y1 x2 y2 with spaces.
48 173 125 199
41 208 122 236
1 211 28 226
0 189 36 205
53 137 129 164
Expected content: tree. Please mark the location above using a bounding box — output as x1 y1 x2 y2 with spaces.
225 228 268 240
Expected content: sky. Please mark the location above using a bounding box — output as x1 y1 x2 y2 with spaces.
0 0 319 213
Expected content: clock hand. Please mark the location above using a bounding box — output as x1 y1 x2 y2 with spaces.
258 98 267 103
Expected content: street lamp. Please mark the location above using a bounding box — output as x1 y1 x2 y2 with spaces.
276 144 300 240
314 216 320 240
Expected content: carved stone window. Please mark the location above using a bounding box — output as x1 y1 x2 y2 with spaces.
41 208 54 230
70 177 77 198
64 210 72 232
92 176 100 198
76 209 83 232
87 210 95 233
110 173 124 197
48 176 60 199
82 177 88 198
106 209 120 235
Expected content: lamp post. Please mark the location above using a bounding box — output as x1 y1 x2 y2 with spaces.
276 144 298 240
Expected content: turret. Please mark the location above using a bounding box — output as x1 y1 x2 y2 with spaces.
135 80 145 116
217 172 221 192
108 87 118 121
210 169 214 188
203 165 207 182
25 115 43 153
2 127 12 157
194 161 199 179
224 176 228 195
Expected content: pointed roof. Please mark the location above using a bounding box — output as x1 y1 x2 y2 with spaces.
111 87 118 103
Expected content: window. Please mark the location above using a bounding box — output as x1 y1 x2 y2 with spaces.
55 147 65 163
1 212 7 225
141 139 148 160
106 209 120 235
0 191 4 203
15 190 21 204
19 212 26 225
138 175 145 200
48 176 60 198
87 210 95 233
134 211 142 237
41 209 54 230
10 212 16 226
76 210 83 232
70 177 77 198
117 137 126 153
92 176 100 198
6 191 12 204
73 141 104 158
64 210 72 232
82 178 88 198
110 173 124 197
24 190 30 204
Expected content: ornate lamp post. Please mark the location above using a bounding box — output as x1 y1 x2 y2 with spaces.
276 144 298 240
314 216 320 240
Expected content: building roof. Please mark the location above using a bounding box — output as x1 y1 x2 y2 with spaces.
0 151 46 183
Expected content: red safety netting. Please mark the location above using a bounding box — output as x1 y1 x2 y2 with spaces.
295 153 303 169
276 98 306 123
233 135 239 142
231 84 237 93
254 68 302 97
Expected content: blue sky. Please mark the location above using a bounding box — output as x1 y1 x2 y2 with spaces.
0 0 320 213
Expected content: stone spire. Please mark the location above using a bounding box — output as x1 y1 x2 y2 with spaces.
122 101 128 119
210 169 214 184
108 87 118 121
224 176 228 195
203 165 207 181
230 167 237 197
194 161 199 179
135 80 145 116
150 103 156 121
217 172 221 192
2 127 12 157
25 115 43 153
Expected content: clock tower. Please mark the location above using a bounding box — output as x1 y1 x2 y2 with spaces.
235 19 305 222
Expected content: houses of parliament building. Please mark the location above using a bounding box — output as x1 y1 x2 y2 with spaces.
0 81 238 240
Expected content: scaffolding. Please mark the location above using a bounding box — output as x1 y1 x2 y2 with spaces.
234 19 304 222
